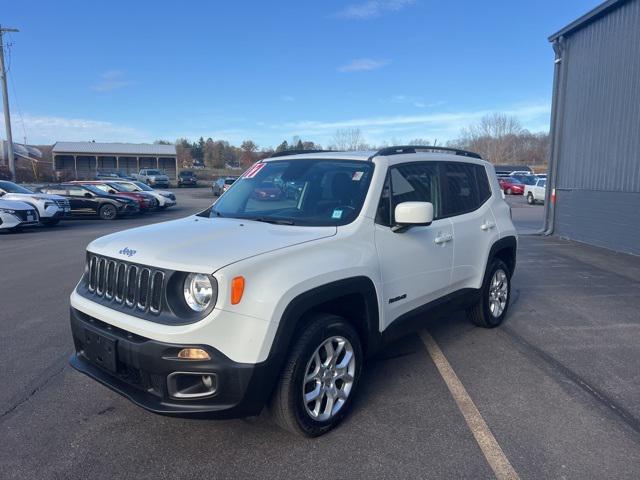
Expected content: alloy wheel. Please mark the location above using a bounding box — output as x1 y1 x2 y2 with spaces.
302 336 356 422
489 269 508 318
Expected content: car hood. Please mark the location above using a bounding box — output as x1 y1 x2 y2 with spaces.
87 216 337 273
0 198 34 210
150 175 169 180
2 192 66 201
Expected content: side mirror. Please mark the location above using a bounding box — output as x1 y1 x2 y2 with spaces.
84 192 93 198
108 189 116 194
0 191 5 197
393 202 434 232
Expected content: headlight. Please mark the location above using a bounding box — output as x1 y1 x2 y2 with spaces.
0 208 16 214
45 201 54 208
183 273 217 312
160 192 171 198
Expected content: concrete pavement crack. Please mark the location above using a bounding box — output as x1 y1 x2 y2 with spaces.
0 354 70 422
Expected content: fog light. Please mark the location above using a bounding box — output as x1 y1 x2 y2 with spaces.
177 348 211 360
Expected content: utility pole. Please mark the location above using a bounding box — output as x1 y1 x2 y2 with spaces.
0 25 19 181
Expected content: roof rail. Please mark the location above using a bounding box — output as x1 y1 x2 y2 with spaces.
269 149 333 158
369 145 482 160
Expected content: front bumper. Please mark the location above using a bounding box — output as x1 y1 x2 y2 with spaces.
69 307 273 417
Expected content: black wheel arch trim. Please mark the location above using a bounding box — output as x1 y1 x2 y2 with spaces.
488 235 517 276
259 276 381 403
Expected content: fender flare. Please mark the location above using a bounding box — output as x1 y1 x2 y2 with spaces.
488 235 517 276
256 276 380 401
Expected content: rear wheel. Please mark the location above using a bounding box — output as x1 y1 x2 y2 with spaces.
527 193 535 205
98 204 117 220
505 188 512 195
467 259 511 328
270 313 362 437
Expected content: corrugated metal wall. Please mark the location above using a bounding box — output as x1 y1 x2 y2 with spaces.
554 0 640 255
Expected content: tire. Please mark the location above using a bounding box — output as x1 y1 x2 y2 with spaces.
41 218 60 227
467 258 511 328
527 193 534 205
505 188 512 195
270 313 363 437
98 204 118 220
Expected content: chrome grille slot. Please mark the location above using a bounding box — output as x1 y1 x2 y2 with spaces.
125 265 138 307
137 268 151 310
105 261 116 299
88 256 97 292
115 263 126 302
84 255 165 315
150 271 164 313
96 258 107 295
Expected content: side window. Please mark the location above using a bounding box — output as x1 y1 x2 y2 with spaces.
443 162 483 216
376 163 441 226
475 165 491 204
68 187 87 197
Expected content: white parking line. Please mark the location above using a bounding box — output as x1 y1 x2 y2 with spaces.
419 330 520 480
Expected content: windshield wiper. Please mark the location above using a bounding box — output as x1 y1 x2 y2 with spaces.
251 217 296 225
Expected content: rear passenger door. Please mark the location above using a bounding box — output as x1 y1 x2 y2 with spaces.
443 162 498 291
375 162 454 329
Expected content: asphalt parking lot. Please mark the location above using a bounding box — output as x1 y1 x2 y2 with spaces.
1 190 639 479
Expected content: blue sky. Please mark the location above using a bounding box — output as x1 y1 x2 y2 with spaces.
4 0 601 148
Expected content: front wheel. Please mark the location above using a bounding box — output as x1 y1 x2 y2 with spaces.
467 259 511 328
270 314 362 437
527 193 535 205
505 188 512 195
98 204 118 220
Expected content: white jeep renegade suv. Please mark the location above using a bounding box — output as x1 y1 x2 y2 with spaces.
69 146 516 436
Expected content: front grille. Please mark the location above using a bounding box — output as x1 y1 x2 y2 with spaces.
14 209 38 222
87 254 164 314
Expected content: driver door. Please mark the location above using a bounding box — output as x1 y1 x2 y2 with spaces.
67 186 96 215
374 163 454 330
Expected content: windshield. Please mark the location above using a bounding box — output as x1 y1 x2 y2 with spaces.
82 184 108 195
211 160 374 226
111 182 137 192
514 175 536 185
224 178 236 185
147 170 162 175
538 179 547 187
133 181 153 191
0 181 33 194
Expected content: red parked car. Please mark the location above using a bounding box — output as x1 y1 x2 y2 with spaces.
71 181 159 211
498 177 525 195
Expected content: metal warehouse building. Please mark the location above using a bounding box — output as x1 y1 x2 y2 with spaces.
545 0 640 255
52 142 178 181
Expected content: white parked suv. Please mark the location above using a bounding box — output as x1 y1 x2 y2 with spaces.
0 198 40 231
69 146 517 436
0 180 70 226
524 178 546 205
110 180 177 209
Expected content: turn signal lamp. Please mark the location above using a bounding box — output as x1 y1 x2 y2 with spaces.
177 348 211 360
231 276 245 305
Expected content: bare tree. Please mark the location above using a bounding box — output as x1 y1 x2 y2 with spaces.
449 113 549 166
332 128 363 151
240 140 258 167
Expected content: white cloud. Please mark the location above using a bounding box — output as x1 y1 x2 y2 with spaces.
338 58 390 72
268 102 551 145
91 70 133 92
335 0 415 20
390 95 445 109
16 113 147 144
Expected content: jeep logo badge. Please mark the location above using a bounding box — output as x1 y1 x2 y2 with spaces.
118 247 137 257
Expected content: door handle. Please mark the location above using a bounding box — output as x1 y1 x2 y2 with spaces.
434 233 453 244
481 221 496 231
